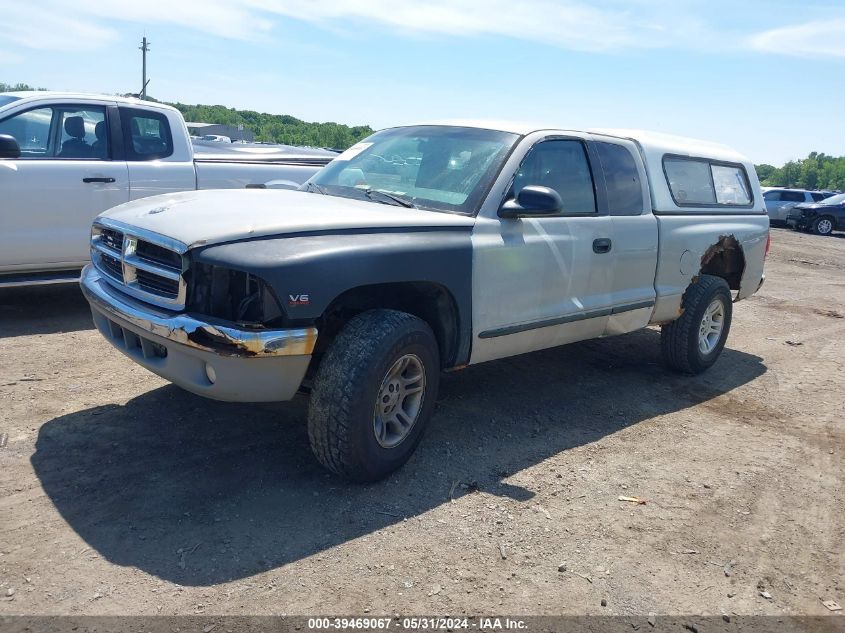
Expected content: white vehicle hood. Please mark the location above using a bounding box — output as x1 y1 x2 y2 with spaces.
100 189 475 249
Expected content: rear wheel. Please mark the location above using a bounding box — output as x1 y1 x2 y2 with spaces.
812 216 835 236
307 309 440 481
661 275 733 374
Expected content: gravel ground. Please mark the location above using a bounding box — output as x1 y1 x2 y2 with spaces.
0 227 842 618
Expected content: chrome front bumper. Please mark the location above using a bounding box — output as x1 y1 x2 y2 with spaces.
80 264 316 402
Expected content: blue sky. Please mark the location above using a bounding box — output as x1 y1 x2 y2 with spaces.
4 0 844 165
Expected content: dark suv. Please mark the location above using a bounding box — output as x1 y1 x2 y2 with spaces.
787 193 845 236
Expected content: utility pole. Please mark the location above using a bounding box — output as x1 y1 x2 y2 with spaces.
139 36 150 99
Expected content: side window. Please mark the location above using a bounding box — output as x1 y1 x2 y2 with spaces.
664 157 753 206
663 158 715 204
56 107 108 159
120 108 173 160
512 139 596 215
0 106 108 159
0 107 53 157
595 141 644 215
810 192 827 202
763 190 782 202
780 191 805 203
711 164 751 205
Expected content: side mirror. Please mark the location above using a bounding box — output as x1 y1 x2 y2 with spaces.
0 134 21 159
499 185 562 218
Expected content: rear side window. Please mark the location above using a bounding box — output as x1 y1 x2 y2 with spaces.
763 190 782 201
595 141 644 215
810 192 827 202
120 108 173 160
711 165 751 205
663 156 752 207
780 190 805 203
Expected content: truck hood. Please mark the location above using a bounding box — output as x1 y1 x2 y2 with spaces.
100 189 475 248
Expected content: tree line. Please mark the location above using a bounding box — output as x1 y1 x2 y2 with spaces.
170 102 373 150
1 81 373 150
4 82 845 170
755 154 845 192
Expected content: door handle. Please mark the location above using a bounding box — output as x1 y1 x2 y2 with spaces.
593 238 612 254
82 177 115 183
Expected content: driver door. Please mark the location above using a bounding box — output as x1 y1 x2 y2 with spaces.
471 136 616 364
0 102 129 272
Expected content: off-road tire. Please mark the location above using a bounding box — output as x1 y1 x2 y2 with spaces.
661 275 733 374
307 309 440 482
812 216 835 236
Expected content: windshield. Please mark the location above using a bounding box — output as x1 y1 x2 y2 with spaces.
821 193 845 205
0 95 21 108
306 125 519 215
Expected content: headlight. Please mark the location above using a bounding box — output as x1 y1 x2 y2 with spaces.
186 264 284 326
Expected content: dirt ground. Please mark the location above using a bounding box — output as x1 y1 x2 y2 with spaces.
0 227 842 618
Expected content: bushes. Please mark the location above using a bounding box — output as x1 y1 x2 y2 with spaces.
170 102 373 149
757 153 845 191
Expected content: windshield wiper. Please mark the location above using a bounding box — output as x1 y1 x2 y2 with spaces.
364 188 415 208
304 181 327 194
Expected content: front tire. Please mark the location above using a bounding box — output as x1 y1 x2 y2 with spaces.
307 309 440 482
812 216 835 236
661 275 733 374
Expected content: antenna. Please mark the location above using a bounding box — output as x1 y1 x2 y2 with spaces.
139 36 151 99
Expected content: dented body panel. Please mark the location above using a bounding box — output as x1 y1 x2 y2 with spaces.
649 216 769 323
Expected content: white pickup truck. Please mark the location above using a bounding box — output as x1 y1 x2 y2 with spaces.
80 122 769 481
0 92 335 286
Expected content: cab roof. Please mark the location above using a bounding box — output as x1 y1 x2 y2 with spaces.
414 119 751 166
1 91 179 113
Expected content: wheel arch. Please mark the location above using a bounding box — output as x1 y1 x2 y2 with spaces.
312 281 465 372
699 234 746 291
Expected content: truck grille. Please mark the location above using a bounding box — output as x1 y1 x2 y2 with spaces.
91 221 188 309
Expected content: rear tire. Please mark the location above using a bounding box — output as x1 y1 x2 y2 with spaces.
812 216 835 236
307 309 440 482
661 275 733 374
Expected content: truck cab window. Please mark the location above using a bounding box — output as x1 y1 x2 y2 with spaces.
511 139 597 215
0 106 107 159
0 107 53 157
120 108 173 160
595 141 644 215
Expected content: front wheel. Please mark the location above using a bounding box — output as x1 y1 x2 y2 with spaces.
661 275 733 374
307 309 440 482
812 216 835 236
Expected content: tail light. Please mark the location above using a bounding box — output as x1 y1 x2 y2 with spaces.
764 232 771 258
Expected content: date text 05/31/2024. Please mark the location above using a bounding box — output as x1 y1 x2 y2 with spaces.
307 618 528 630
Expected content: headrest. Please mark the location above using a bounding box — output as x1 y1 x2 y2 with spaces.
64 116 86 139
94 120 107 141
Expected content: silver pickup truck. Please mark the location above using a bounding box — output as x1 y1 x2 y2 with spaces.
0 91 334 286
80 123 769 481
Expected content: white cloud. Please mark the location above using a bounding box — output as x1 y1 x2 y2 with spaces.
3 0 718 54
750 17 845 57
4 0 845 59
6 1 117 51
250 0 705 52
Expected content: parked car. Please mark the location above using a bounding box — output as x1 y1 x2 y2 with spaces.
763 187 835 225
80 123 768 481
200 134 231 143
0 92 336 286
786 192 845 235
